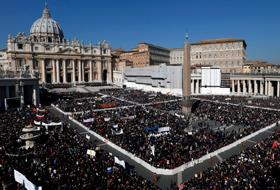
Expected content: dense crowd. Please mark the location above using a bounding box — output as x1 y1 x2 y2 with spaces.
196 95 280 109
45 83 73 89
0 108 159 189
181 126 280 190
75 99 280 169
100 88 180 104
54 92 131 112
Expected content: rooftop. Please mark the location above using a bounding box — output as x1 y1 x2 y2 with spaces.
191 38 247 47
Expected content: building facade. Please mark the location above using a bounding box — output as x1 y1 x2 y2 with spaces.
169 38 247 73
191 38 246 73
119 43 170 68
170 48 183 65
4 6 112 85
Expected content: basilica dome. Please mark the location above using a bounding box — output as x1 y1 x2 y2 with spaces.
30 6 64 42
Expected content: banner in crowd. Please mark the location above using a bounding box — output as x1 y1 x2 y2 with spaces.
114 156 126 168
86 134 90 140
86 149 96 158
111 125 124 135
14 170 42 190
158 127 170 133
104 117 111 122
151 145 155 156
175 113 184 118
36 114 44 119
121 115 136 120
98 102 117 109
144 124 159 133
83 118 94 123
34 120 41 125
42 122 62 127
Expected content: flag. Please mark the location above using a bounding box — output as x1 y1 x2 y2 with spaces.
106 167 112 174
31 107 37 113
114 156 126 168
272 140 279 149
178 183 184 190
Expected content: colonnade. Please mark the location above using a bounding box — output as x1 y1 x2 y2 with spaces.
231 79 280 97
40 58 111 84
191 79 201 94
0 81 39 110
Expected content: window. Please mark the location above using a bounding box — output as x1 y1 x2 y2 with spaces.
46 47 50 51
35 46 39 51
103 49 107 54
18 44 23 49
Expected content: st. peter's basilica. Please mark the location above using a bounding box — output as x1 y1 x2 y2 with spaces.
4 5 112 84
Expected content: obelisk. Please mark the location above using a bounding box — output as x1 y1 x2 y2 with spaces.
182 33 192 114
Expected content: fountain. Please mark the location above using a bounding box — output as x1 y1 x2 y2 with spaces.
20 124 41 149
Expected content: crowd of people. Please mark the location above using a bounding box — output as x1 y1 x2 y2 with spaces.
75 98 280 169
54 92 131 113
100 89 180 104
181 126 280 190
196 95 280 109
0 107 159 189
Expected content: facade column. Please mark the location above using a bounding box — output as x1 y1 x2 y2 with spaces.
52 60 56 83
32 87 36 105
267 81 271 96
260 81 264 95
195 79 199 94
63 60 67 83
237 80 240 94
81 60 85 82
191 79 194 94
56 60 60 83
242 80 246 94
97 59 102 82
89 60 93 82
248 80 252 94
78 60 82 83
269 81 273 96
277 81 280 97
107 59 112 83
254 80 258 95
72 60 76 84
41 59 46 83
264 81 268 95
231 80 235 93
5 86 10 98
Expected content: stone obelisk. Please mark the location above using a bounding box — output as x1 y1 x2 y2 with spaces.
182 33 192 114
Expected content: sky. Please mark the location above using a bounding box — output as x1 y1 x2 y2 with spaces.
0 0 279 63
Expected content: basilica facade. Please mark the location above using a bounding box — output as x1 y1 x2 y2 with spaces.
5 6 112 84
